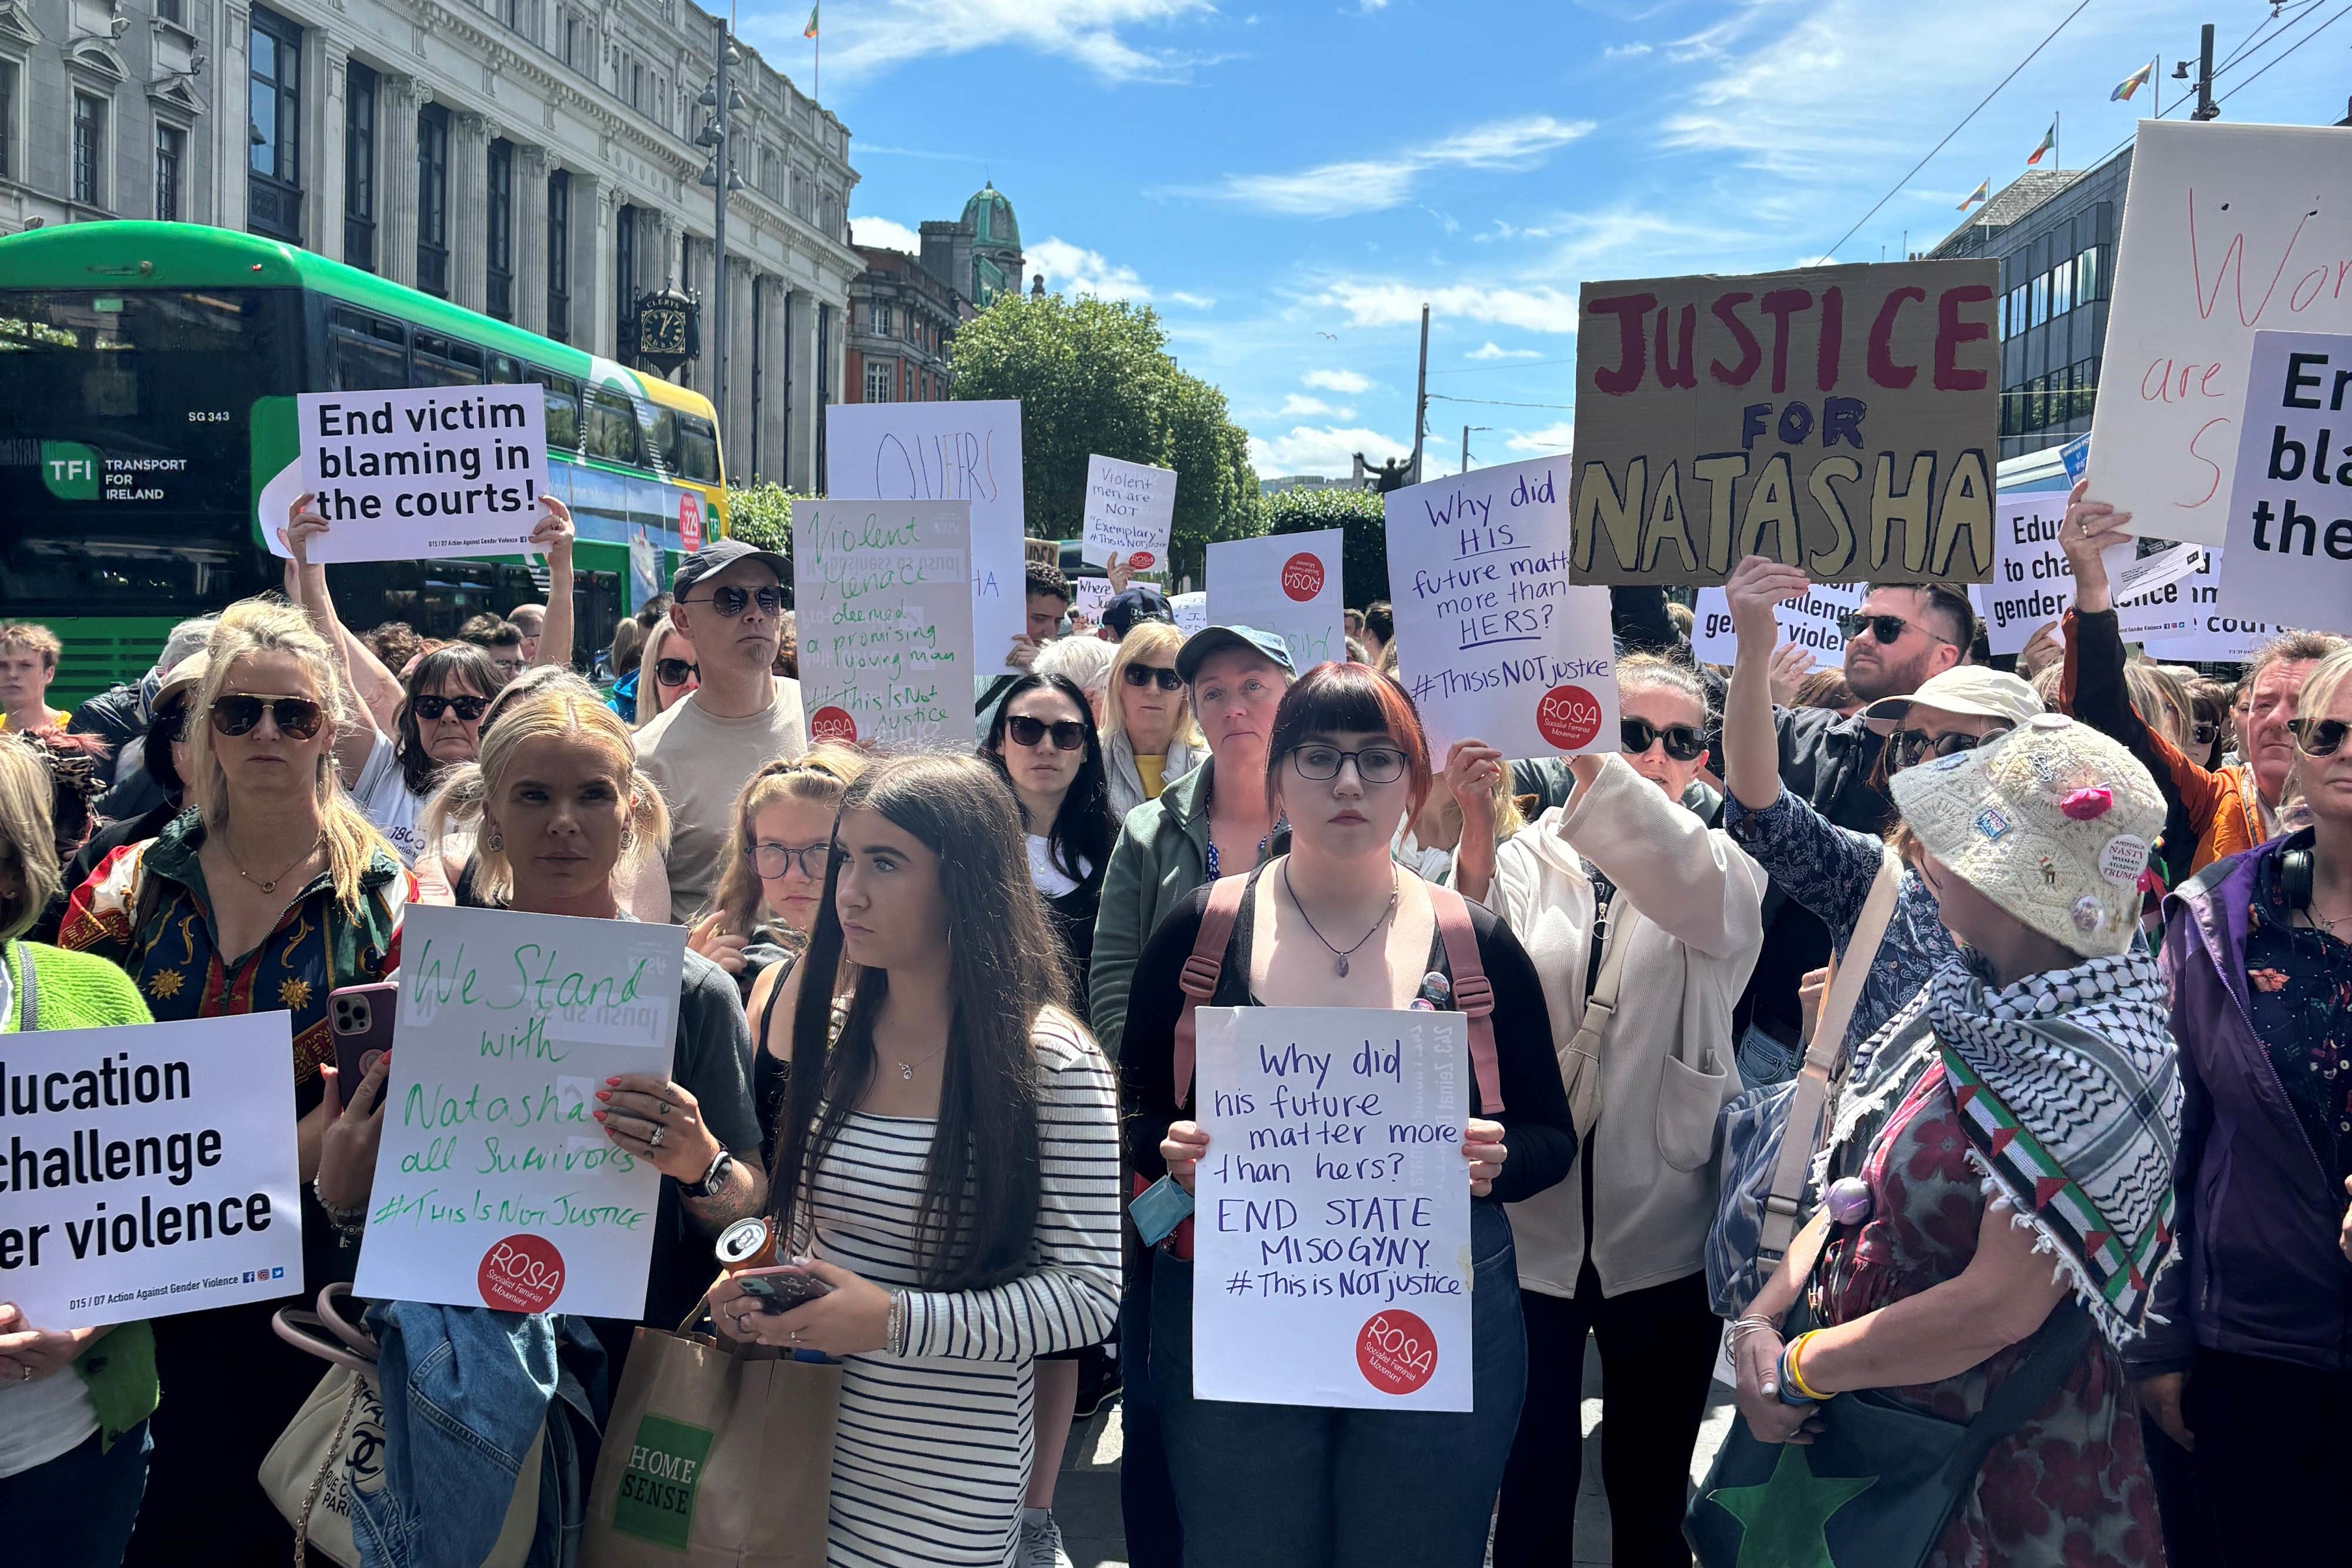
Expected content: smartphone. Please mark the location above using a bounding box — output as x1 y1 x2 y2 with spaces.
736 1267 834 1315
1130 1174 1195 1248
329 982 398 1116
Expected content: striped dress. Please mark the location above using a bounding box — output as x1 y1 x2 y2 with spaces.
805 1010 1122 1567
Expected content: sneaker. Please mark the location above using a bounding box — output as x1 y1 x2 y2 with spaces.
1019 1510 1073 1568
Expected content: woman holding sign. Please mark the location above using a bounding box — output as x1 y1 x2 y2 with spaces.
1120 664 1577 1568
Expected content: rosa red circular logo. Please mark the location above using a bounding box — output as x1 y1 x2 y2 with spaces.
478 1234 564 1312
677 493 704 553
810 706 858 744
1356 1310 1438 1396
1126 549 1158 571
1535 684 1604 750
1280 553 1325 603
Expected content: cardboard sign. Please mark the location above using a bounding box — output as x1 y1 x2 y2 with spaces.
793 500 976 750
1191 1006 1473 1412
1384 456 1621 756
353 907 687 1320
1970 490 2077 655
2088 120 2352 546
826 400 1027 676
1568 259 2001 586
2217 330 2352 631
0 1015 303 1330
1207 530 1346 674
295 385 549 561
1690 581 1860 666
1080 454 1178 571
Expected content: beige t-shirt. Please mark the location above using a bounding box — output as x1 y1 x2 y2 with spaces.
637 680 807 918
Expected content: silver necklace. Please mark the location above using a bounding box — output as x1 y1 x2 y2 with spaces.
1282 861 1398 976
891 1040 948 1082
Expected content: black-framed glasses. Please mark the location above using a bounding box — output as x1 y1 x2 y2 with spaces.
2294 717 2350 758
1005 714 1090 751
1122 664 1183 693
412 694 488 723
1890 724 2010 772
1838 611 1953 648
654 657 700 687
1290 744 1408 784
1621 717 1708 763
2192 719 2221 747
682 584 784 619
209 693 326 740
751 840 833 880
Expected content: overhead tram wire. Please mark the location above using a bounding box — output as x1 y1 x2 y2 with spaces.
2075 0 2351 173
1816 0 2096 263
1426 393 1577 411
2214 0 2352 101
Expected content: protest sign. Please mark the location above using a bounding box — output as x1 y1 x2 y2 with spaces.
1384 456 1621 757
1172 591 1209 636
792 499 975 750
294 385 548 562
1690 581 1860 666
354 906 688 1320
1191 1005 1473 1412
1207 530 1345 674
1074 575 1114 624
0 1014 302 1330
2088 120 2352 547
826 399 1027 673
2116 545 2224 640
1080 454 1178 572
1971 491 2076 655
1568 259 2000 586
2217 330 2352 631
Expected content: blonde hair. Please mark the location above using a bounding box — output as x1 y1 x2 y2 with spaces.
0 623 62 669
1104 621 1201 750
2123 658 2191 753
432 686 669 907
190 599 391 912
636 616 692 728
0 735 61 941
1616 653 1711 721
2286 647 2352 820
707 743 867 934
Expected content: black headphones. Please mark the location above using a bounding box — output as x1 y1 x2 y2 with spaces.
2280 844 2314 914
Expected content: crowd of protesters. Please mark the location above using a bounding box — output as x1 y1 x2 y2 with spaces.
2 476 2348 1568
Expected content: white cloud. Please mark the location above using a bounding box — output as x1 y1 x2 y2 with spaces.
1303 368 1371 394
774 0 1216 86
848 215 922 254
1318 279 1582 335
1277 393 1354 419
1504 422 1576 454
1358 0 1389 9
1248 424 1409 478
1167 290 1218 309
1028 236 1152 301
1185 115 1595 218
1602 41 1652 58
1468 341 1541 360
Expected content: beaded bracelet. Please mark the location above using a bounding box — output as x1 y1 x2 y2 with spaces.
313 1174 367 1239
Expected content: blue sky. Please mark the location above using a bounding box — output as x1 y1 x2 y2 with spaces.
741 0 2352 480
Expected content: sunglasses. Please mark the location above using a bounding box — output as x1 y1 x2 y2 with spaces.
1290 744 1408 784
1122 664 1183 693
1890 724 2010 772
411 693 488 723
1005 714 1090 751
1621 717 1708 763
2294 717 2349 758
683 584 784 619
751 841 833 880
2192 720 2220 747
209 693 326 740
1838 612 1952 648
654 657 700 687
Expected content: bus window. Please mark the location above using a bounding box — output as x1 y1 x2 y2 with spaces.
585 386 644 466
642 404 679 471
675 413 721 484
528 367 582 456
412 332 485 387
328 306 406 391
489 353 522 383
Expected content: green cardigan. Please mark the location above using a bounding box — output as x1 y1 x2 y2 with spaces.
4 939 162 1450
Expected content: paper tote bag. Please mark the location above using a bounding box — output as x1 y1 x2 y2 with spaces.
583 1319 842 1568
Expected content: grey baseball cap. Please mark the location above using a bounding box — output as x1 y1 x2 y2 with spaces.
1176 624 1297 684
672 537 787 599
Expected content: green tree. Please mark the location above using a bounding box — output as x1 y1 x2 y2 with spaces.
724 482 808 593
1264 484 1389 609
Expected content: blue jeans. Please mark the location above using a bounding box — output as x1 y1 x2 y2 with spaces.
1151 1200 1527 1568
2 1419 151 1567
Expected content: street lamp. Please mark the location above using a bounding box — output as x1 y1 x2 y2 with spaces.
696 22 744 433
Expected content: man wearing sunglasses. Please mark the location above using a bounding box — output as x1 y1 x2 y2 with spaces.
639 539 808 920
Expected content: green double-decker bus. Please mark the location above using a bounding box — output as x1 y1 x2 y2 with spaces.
0 221 731 706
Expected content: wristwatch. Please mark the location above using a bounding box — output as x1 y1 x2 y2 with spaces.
686 1148 736 1200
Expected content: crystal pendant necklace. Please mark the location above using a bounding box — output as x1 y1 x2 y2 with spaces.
1282 861 1398 976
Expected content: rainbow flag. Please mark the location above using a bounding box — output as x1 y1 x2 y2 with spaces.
804 3 818 38
2112 60 2155 101
1958 178 1991 212
2026 120 2057 165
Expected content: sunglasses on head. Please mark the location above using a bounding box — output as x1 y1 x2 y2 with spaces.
1005 714 1090 751
210 693 325 740
1838 611 1951 648
683 584 784 619
412 693 488 723
1890 724 2009 772
2294 717 2350 758
1620 717 1708 762
654 657 700 687
1122 663 1183 692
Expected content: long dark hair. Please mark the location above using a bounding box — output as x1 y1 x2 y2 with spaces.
981 673 1112 885
772 754 1064 1291
395 644 503 795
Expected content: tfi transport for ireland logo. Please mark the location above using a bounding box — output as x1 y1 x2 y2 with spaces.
40 442 101 500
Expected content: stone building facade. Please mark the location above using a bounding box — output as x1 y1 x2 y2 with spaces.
843 238 965 406
0 0 858 491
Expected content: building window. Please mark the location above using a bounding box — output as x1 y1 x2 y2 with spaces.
2050 258 2074 319
156 0 182 22
616 204 639 335
416 103 450 297
2028 273 2050 329
248 6 302 240
864 359 895 404
485 140 514 320
71 92 105 207
563 16 579 68
154 122 183 220
343 60 376 270
547 168 572 341
629 61 643 111
0 59 15 180
868 300 888 335
2074 245 2102 306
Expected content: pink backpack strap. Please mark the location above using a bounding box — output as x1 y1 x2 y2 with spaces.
1429 884 1505 1114
1172 874 1251 1108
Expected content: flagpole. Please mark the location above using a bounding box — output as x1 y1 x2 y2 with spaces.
2054 109 2061 170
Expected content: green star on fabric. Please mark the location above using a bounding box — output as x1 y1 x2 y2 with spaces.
1707 1444 1877 1568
